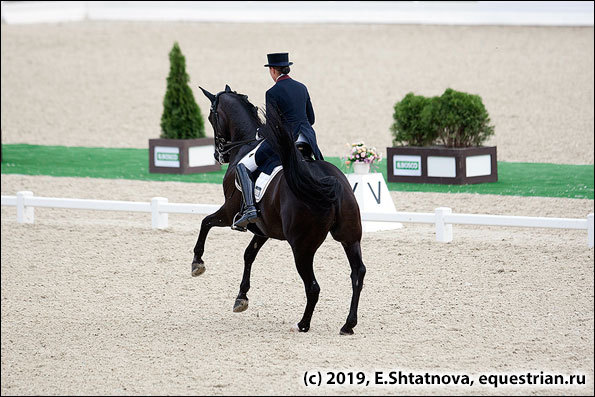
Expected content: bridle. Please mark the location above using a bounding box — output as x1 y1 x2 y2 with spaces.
210 90 260 164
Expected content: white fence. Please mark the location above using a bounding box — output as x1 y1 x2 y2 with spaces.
1 191 593 248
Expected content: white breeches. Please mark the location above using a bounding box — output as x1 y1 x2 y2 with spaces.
238 140 264 172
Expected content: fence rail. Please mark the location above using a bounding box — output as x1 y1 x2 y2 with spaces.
2 191 593 248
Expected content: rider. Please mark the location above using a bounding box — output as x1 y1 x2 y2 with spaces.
233 52 324 229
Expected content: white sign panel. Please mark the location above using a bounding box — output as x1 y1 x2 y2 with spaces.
393 155 422 176
188 145 216 167
154 146 180 168
466 154 492 177
427 156 456 178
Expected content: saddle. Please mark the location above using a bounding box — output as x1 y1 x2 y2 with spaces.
232 142 311 234
234 165 283 203
233 166 282 235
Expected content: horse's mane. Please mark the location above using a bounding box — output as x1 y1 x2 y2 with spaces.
227 91 264 130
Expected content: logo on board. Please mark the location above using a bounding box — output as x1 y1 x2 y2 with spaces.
395 161 419 170
393 155 422 176
154 146 181 168
156 152 179 161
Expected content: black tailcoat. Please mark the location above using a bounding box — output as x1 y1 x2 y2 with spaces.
265 75 323 160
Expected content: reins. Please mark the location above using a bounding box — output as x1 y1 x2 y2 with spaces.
218 138 260 156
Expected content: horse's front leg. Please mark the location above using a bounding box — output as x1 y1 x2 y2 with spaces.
192 205 234 276
233 235 269 312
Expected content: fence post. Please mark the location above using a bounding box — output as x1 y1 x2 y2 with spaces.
588 213 594 248
435 207 453 243
16 191 34 224
151 197 168 229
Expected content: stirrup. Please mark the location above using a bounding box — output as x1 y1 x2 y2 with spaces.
232 212 248 232
233 207 259 230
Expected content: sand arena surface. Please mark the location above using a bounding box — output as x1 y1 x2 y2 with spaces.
1 20 594 395
0 21 593 164
1 176 593 395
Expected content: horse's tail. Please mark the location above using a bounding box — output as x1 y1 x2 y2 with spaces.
260 110 342 212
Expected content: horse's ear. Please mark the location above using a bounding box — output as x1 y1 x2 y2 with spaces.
199 86 216 103
225 84 231 93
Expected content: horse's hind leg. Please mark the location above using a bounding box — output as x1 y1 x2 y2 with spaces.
340 241 366 335
233 235 269 313
192 206 232 276
291 248 320 332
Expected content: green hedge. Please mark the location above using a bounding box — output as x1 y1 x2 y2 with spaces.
390 93 437 146
391 88 494 148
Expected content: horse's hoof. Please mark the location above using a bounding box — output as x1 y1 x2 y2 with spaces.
191 262 206 277
233 298 249 313
290 323 309 332
339 327 354 336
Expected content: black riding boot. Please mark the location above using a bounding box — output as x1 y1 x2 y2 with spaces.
234 163 259 229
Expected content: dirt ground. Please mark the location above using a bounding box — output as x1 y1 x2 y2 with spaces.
1 20 594 396
1 175 593 395
0 21 593 164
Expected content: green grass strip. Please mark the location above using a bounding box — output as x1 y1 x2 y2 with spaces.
1 144 593 199
1 144 228 184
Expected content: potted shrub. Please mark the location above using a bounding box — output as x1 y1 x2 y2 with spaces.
149 42 220 174
387 88 497 184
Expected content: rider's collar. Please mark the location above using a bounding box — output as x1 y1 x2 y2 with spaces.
276 74 291 82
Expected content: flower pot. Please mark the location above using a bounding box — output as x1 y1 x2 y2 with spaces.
149 137 221 174
353 162 371 174
386 145 497 184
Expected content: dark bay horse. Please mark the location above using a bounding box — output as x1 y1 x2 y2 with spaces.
191 85 366 335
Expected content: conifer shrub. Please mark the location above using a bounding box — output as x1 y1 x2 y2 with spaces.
160 42 205 139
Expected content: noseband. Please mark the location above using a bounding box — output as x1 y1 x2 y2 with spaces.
210 91 260 164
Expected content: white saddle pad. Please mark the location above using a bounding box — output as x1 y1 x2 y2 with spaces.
235 166 283 203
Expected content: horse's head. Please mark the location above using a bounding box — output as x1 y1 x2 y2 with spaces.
200 85 261 164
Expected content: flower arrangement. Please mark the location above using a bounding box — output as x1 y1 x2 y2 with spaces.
344 141 382 166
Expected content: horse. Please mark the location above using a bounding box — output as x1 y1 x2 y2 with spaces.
191 85 366 335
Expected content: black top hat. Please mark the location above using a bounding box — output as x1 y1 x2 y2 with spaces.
264 52 293 67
